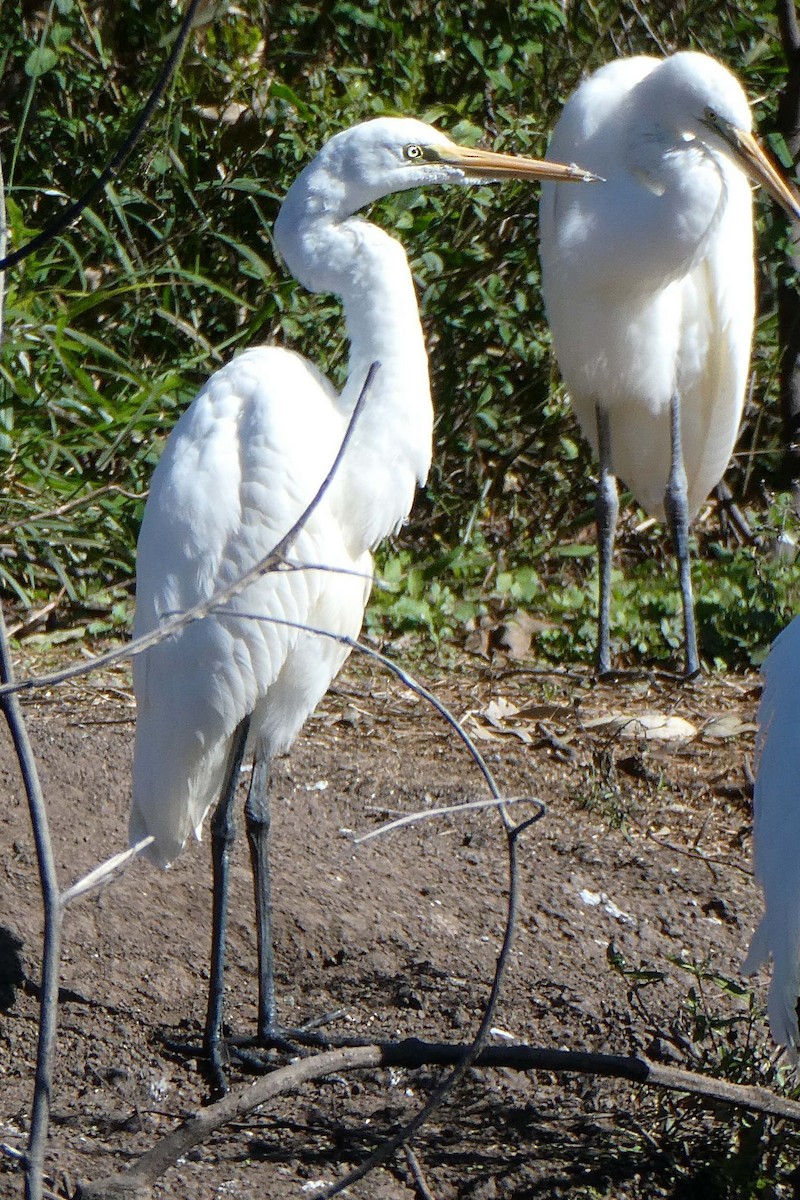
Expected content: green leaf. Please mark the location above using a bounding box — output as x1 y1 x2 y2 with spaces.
24 46 58 77
269 81 313 121
554 544 596 559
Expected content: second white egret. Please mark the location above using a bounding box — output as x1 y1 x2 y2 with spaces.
539 52 800 676
744 614 800 1057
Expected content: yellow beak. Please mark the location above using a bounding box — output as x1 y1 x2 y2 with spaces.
727 126 800 221
439 141 601 185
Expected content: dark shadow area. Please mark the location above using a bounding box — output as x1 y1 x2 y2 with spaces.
0 925 24 1011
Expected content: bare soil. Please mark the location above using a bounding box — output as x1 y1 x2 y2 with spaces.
0 648 787 1199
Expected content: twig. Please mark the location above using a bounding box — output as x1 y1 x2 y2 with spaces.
346 636 512 826
7 592 66 639
353 793 535 844
714 480 756 547
0 606 61 1200
0 147 64 1200
0 483 143 538
205 616 510 824
60 838 154 906
75 1036 800 1199
320 811 541 1198
403 1144 438 1200
0 0 205 273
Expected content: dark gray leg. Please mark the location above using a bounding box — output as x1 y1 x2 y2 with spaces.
664 393 700 678
242 744 332 1056
595 403 618 678
244 738 278 1040
204 714 251 1097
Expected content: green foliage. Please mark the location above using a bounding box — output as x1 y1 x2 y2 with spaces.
603 947 800 1198
0 0 797 663
369 515 799 669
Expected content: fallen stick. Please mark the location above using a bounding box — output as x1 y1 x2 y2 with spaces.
77 1037 800 1199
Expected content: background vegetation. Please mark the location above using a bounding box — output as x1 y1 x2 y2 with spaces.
0 0 797 666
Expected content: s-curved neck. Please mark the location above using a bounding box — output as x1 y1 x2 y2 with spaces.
275 201 434 547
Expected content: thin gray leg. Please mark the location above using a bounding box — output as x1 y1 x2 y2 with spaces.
244 738 278 1040
242 745 332 1056
204 714 251 1097
595 403 618 678
664 392 700 678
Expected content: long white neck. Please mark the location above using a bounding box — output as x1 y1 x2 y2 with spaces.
620 112 729 285
275 196 433 550
549 102 734 295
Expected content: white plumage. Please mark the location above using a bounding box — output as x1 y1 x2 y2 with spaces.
130 346 371 867
539 52 800 676
745 615 800 1056
128 115 591 1090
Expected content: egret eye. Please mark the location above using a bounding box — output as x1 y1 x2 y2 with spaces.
404 144 425 161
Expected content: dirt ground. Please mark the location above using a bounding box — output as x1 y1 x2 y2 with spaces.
0 645 792 1199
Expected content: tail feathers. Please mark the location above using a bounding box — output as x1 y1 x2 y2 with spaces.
768 994 800 1064
742 918 768 975
128 798 191 869
129 738 229 869
744 918 800 1059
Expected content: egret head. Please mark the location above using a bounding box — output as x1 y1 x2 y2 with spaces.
652 52 753 138
282 116 597 222
650 52 800 220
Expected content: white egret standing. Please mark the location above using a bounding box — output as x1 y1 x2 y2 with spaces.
129 116 594 1093
744 614 800 1056
538 52 800 677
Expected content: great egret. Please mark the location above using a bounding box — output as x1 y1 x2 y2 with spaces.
129 116 594 1093
744 614 800 1056
538 52 800 677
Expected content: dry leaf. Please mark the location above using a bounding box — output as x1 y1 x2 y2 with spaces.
484 697 521 724
701 714 758 740
582 712 697 741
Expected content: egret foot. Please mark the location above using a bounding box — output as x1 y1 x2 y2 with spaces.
226 1023 333 1075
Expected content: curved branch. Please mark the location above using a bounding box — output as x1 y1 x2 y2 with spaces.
0 149 63 1200
76 1038 800 1200
0 364 379 702
0 0 205 272
319 813 541 1198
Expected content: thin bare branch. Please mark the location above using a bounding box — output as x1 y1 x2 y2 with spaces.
198 615 507 817
0 362 380 701
0 0 206 273
0 484 143 538
0 152 65 1200
321 811 540 1198
0 611 62 1200
403 1145 438 1200
60 837 154 907
353 793 538 844
343 634 509 821
7 592 66 639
